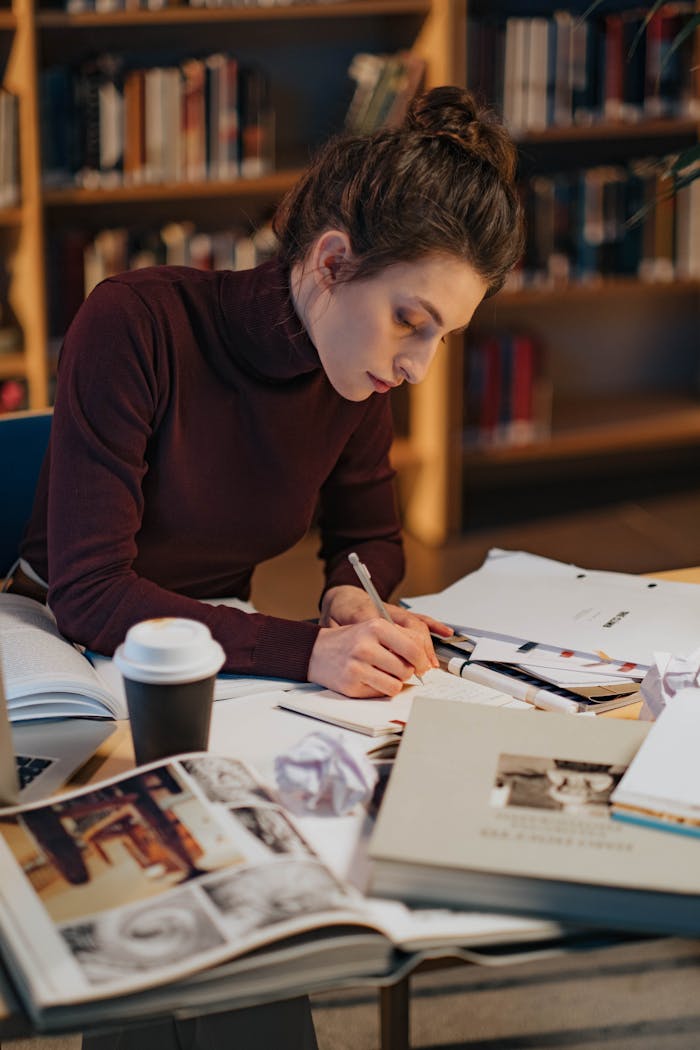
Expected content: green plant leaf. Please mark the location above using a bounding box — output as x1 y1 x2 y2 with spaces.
577 0 605 23
659 13 700 74
628 0 667 59
671 143 700 177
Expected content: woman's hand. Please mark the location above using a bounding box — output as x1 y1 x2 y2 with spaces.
311 585 455 697
308 619 428 697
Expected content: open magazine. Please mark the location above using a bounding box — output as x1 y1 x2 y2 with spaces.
0 751 578 1032
0 594 304 723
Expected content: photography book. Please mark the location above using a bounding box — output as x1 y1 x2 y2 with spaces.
0 593 298 724
610 687 700 838
368 698 700 935
0 751 570 1032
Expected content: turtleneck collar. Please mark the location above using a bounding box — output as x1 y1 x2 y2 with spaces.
214 257 322 385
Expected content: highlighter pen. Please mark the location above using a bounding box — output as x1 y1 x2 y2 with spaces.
348 551 424 685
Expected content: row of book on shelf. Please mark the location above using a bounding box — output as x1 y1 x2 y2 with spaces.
469 4 700 134
47 219 277 340
463 332 552 451
344 51 425 135
54 0 349 12
515 161 700 287
41 53 273 190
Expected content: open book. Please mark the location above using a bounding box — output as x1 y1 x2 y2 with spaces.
0 751 573 1032
0 594 300 724
278 667 529 736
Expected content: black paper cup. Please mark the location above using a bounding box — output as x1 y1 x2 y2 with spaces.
122 674 217 765
114 619 225 766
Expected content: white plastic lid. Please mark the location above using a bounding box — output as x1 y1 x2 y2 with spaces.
113 618 225 685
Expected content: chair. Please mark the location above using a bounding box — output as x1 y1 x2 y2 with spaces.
0 409 52 578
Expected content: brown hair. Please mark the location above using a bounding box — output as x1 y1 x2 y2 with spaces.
273 86 523 296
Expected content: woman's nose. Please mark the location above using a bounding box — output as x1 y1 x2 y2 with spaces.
396 340 441 385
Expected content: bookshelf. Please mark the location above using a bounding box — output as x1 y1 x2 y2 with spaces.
454 0 700 535
1 0 698 545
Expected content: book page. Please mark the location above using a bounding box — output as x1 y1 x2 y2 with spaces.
0 594 122 719
279 668 520 736
0 752 374 1008
611 688 700 820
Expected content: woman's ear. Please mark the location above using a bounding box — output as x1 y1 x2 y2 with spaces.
311 230 353 287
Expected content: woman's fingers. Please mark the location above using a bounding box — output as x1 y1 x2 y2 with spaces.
307 619 430 698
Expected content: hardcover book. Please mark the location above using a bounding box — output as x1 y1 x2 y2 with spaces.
369 698 700 935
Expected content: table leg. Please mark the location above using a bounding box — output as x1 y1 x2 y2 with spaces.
379 978 410 1050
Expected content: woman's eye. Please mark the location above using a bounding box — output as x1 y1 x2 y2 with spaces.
396 313 417 333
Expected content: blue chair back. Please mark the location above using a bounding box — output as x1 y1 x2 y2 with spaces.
0 410 52 577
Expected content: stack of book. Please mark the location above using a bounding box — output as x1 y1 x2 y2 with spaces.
403 549 700 716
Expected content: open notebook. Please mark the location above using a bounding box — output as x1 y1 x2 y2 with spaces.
0 650 114 805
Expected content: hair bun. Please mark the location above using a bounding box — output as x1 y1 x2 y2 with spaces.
404 86 517 183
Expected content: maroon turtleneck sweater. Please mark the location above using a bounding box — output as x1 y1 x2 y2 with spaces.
21 259 404 679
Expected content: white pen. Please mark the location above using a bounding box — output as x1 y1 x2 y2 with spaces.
348 551 424 685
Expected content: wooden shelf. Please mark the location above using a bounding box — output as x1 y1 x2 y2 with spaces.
488 277 700 309
43 170 305 206
0 353 26 379
0 10 16 28
0 207 22 226
463 395 700 466
514 118 700 146
35 0 429 27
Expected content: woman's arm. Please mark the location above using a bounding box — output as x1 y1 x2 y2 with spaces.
44 279 320 680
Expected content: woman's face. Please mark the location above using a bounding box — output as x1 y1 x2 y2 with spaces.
300 249 488 402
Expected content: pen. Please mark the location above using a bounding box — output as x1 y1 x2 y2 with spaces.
348 552 424 685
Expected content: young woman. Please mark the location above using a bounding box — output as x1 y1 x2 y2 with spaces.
14 85 523 1049
17 86 522 703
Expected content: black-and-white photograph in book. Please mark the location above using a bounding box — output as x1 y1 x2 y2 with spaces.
60 887 226 985
181 754 274 806
491 754 627 816
202 858 357 938
232 805 313 856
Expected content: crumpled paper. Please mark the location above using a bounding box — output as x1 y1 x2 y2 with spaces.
639 647 700 720
274 731 378 815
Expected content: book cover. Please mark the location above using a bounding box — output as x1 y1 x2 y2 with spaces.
369 698 700 934
611 688 700 835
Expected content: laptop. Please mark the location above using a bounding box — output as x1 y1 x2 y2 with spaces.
0 650 115 805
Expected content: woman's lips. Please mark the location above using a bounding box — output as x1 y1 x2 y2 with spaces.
368 373 394 394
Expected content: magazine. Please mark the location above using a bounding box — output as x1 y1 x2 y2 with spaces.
0 751 572 1031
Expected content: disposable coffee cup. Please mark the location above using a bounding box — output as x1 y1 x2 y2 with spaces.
114 618 225 766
